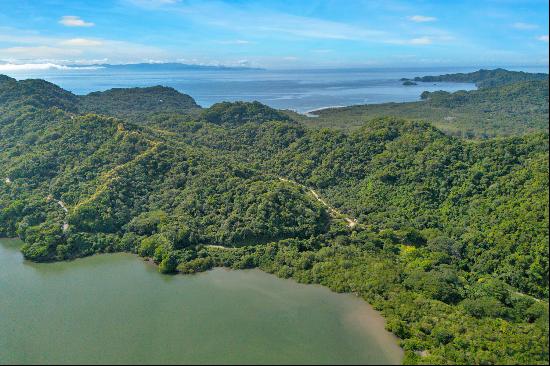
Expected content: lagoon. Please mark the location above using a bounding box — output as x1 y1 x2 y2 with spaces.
0 238 403 364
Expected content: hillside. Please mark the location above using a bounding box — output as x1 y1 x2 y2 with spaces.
301 79 549 138
0 75 79 111
0 75 548 364
79 86 202 121
0 76 202 123
412 68 549 88
201 101 292 126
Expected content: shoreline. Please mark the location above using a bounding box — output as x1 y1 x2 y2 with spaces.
0 237 404 363
303 105 349 117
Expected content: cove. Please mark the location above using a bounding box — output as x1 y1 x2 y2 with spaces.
0 238 403 364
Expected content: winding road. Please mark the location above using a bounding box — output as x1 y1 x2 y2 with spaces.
278 177 358 228
45 194 70 232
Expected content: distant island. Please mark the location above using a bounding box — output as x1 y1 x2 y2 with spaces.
412 68 548 88
402 80 417 86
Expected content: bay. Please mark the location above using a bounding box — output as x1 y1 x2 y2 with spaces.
0 238 403 365
1 66 487 113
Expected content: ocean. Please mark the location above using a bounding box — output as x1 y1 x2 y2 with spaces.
3 65 546 113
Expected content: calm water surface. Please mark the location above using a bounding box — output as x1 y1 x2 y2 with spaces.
5 66 547 112
0 238 403 364
4 66 484 113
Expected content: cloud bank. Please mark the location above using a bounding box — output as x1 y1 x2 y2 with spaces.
0 63 104 71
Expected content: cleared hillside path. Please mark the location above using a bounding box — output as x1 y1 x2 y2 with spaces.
278 177 358 228
46 194 70 232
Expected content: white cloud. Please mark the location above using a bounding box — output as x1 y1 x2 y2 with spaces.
537 35 549 42
408 15 437 23
512 22 538 30
409 37 432 45
127 0 455 51
0 63 104 71
59 16 94 27
387 37 433 45
59 38 103 46
0 31 169 65
136 1 387 42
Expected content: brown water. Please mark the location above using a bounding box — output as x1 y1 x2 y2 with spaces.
0 238 403 364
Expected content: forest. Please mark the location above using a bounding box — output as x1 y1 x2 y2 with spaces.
0 69 548 364
412 68 549 88
295 78 548 138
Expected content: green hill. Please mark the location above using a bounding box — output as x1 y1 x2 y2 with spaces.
413 68 548 88
0 76 201 124
201 101 292 125
79 85 201 122
0 75 548 365
0 75 79 111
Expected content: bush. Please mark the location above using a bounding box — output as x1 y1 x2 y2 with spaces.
461 296 509 319
159 253 178 274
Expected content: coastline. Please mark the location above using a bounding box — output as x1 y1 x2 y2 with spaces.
0 238 404 364
303 105 349 117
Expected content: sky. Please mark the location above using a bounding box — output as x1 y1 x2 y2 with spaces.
0 0 548 69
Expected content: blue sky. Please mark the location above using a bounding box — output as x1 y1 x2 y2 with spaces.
0 0 548 68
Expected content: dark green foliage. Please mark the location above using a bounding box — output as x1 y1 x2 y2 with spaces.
159 252 178 273
525 302 549 323
201 101 292 125
404 265 463 304
422 79 548 110
413 68 548 88
79 86 201 122
0 74 548 364
0 76 201 125
0 76 78 111
178 257 214 274
461 296 509 319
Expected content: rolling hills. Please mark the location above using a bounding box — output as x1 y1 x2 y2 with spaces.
0 72 548 364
